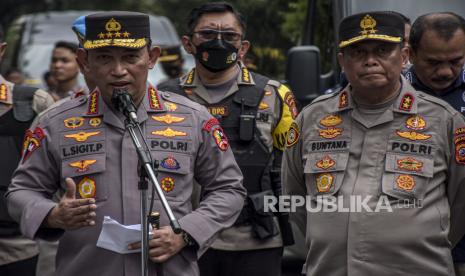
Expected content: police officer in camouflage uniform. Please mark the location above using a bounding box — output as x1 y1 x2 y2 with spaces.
405 12 465 276
6 11 246 276
283 11 465 276
158 2 295 275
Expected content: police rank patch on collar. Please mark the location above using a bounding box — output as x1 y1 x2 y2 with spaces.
152 114 185 124
405 115 426 130
286 122 300 148
152 128 187 138
319 127 343 139
69 159 97 172
87 90 99 115
65 131 101 142
148 86 163 110
0 83 9 102
241 67 252 84
64 117 85 129
396 174 415 191
185 69 195 85
161 177 175 192
320 114 343 127
399 93 414 111
316 155 336 170
22 127 45 163
160 156 180 170
339 91 348 109
316 173 333 193
396 130 431 141
78 176 96 198
396 157 423 172
212 127 229 151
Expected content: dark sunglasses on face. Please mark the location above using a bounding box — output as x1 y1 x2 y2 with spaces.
192 29 243 43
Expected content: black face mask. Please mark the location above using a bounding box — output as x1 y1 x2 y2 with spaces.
194 39 239 72
162 63 183 78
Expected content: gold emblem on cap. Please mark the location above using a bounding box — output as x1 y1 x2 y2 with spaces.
360 14 377 35
105 18 122 32
316 173 334 193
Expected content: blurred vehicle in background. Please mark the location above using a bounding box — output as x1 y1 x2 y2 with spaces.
2 10 194 89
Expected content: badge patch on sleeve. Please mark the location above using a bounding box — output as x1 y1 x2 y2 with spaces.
78 176 96 198
202 118 220 132
455 140 465 165
212 127 229 151
286 122 300 148
161 177 175 192
284 92 299 119
22 127 45 162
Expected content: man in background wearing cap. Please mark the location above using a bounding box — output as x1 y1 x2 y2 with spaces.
283 11 465 275
6 11 246 276
158 46 186 81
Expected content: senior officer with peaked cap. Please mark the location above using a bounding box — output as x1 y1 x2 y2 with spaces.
6 11 246 276
283 11 465 276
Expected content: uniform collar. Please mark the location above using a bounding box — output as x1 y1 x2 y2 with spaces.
81 84 166 129
405 67 465 96
0 75 13 105
335 77 418 114
179 63 256 88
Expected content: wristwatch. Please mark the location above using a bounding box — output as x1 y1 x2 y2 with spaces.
181 230 196 247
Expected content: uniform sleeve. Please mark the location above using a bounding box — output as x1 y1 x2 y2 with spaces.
272 83 299 151
282 113 307 236
5 123 62 240
178 111 246 257
447 112 465 246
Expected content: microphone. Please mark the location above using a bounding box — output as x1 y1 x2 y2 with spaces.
111 88 138 123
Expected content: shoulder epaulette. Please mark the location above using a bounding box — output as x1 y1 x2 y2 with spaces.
266 79 281 88
417 92 458 116
160 91 204 112
38 96 88 124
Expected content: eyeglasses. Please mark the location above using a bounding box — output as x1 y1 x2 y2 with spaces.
192 29 243 43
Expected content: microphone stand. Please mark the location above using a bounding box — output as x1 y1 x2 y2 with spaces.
124 118 182 276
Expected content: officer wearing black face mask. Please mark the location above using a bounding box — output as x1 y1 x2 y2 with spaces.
157 2 296 276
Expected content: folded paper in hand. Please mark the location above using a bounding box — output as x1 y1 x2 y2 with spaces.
96 216 152 254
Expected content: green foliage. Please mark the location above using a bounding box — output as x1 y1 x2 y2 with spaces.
282 0 308 44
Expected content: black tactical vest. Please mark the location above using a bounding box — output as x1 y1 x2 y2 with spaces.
158 73 272 194
0 85 37 237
